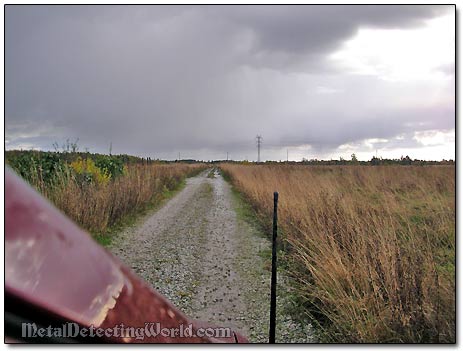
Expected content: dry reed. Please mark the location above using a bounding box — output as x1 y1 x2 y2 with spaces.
26 162 206 234
221 164 455 343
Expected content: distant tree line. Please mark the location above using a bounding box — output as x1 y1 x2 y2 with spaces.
298 154 455 166
215 154 455 166
6 149 455 168
5 149 194 167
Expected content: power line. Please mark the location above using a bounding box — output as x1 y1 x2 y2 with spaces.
256 135 263 162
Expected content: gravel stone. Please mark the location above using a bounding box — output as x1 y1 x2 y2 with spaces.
109 169 314 343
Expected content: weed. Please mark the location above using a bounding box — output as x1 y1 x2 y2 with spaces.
7 151 206 239
221 163 455 343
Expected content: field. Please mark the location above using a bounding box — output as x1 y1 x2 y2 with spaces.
6 150 455 342
6 150 206 239
221 164 455 343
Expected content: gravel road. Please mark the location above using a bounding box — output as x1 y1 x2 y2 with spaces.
109 169 314 343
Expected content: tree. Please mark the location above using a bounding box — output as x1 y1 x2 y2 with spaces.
370 156 380 166
400 155 412 165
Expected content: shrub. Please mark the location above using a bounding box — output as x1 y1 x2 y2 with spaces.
8 153 207 235
70 157 111 185
94 154 125 179
6 151 66 185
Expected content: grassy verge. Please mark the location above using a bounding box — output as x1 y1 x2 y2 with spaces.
94 178 187 246
222 168 314 338
6 153 208 244
220 164 455 343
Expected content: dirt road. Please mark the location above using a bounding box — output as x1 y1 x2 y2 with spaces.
109 169 313 342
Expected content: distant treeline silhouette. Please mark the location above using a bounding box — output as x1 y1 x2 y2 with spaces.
215 155 454 165
298 155 455 166
6 149 455 166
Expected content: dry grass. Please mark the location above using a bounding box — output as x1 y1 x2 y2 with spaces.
221 164 455 343
28 163 206 234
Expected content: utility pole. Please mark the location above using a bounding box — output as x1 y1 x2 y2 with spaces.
287 149 289 162
109 141 112 156
227 152 229 161
256 135 263 163
178 152 181 161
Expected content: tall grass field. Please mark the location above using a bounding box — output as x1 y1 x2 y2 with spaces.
6 150 206 237
221 164 455 343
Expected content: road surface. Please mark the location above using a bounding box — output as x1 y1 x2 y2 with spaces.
109 169 313 342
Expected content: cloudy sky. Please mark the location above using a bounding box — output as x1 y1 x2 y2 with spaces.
5 5 455 161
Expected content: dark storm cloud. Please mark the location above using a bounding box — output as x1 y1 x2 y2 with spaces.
219 5 447 67
5 5 454 159
230 5 446 45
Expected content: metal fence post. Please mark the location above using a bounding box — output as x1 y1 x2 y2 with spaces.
269 191 278 343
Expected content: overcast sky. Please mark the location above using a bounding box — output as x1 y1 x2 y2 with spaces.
5 5 455 161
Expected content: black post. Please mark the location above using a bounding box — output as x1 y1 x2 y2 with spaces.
269 191 278 343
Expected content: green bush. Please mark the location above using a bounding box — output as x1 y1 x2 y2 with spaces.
94 155 125 179
7 151 65 184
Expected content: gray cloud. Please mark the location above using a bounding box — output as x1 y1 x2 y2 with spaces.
221 5 447 58
5 5 455 160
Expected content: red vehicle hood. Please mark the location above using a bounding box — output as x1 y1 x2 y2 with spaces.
5 167 248 343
